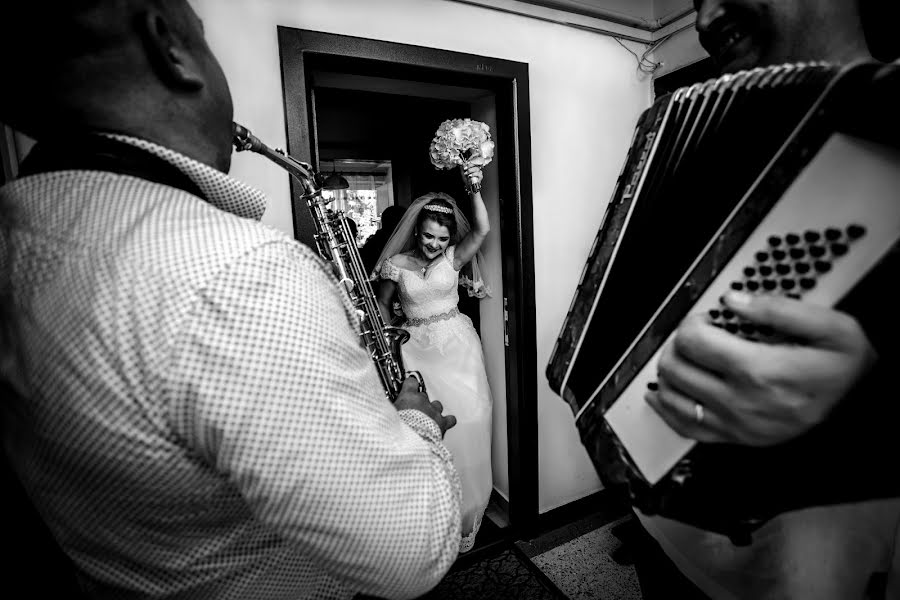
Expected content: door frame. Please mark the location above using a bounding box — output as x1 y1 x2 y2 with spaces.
277 27 539 534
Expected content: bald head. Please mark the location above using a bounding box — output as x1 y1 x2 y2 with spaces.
1 0 234 172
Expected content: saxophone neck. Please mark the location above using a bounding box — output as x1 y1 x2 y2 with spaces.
231 121 321 195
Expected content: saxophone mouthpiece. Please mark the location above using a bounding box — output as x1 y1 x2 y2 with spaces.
232 122 256 152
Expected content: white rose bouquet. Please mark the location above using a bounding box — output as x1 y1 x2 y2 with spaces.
429 118 495 193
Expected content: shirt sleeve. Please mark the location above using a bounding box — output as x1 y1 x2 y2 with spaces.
166 240 461 599
380 256 400 282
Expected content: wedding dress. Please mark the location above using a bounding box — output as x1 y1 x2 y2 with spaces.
381 245 493 553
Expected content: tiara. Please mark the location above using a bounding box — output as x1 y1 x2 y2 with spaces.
423 204 453 214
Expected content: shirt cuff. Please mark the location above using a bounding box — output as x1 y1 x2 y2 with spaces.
397 409 443 444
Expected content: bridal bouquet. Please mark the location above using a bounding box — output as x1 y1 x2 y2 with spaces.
429 118 495 192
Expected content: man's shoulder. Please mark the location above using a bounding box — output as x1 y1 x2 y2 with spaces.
145 189 325 288
9 169 320 286
113 176 306 268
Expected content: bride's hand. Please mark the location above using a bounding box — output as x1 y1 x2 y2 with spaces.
461 160 484 191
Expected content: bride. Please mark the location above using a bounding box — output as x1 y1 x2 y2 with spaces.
373 164 493 553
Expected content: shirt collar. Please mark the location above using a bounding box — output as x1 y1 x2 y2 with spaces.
103 134 268 222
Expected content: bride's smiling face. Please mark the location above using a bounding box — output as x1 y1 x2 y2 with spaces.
416 219 451 259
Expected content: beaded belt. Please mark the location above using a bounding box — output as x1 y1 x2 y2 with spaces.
405 307 460 327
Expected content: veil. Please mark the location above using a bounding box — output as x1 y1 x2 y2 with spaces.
370 192 492 298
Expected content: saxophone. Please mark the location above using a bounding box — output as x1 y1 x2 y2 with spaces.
232 122 424 401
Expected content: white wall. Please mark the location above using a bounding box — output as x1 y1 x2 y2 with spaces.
470 96 510 501
191 0 652 514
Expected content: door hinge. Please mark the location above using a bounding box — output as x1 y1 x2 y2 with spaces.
503 297 509 347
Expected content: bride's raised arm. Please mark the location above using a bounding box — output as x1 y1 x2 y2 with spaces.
453 162 489 270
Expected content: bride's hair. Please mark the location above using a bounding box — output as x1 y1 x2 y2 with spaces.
417 197 458 239
371 191 492 298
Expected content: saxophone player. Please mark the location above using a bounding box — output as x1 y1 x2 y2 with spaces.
0 2 460 599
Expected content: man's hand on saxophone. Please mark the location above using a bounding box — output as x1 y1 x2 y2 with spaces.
393 376 458 437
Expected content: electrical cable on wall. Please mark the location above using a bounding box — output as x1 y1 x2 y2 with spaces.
615 32 675 75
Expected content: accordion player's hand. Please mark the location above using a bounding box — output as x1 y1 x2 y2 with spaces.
646 292 877 447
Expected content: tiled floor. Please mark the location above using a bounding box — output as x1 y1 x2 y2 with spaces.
423 494 711 600
529 515 642 600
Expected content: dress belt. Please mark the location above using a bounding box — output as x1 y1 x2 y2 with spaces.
405 307 460 327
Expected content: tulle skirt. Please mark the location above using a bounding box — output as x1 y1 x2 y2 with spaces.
402 310 493 553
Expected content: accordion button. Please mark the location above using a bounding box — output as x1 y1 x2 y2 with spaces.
809 245 826 258
709 309 721 319
772 250 787 261
814 260 831 273
759 265 774 276
785 233 801 246
800 278 817 290
647 381 658 391
776 264 791 275
722 309 736 320
731 281 744 291
780 279 796 290
786 293 802 300
795 262 811 274
767 235 783 247
746 280 760 291
825 228 842 241
803 230 821 243
847 224 866 239
744 267 757 277
756 251 770 262
831 243 849 256
725 323 740 334
789 248 806 260
763 279 778 290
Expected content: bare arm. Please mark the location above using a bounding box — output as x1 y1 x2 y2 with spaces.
453 163 489 269
376 278 397 325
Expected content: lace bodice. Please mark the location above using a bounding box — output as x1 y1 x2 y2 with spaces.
382 246 460 320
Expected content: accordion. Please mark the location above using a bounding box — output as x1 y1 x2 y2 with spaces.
546 61 900 543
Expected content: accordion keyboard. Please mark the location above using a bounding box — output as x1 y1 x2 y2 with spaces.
601 132 900 484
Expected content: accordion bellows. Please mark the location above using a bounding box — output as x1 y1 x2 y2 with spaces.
546 61 900 542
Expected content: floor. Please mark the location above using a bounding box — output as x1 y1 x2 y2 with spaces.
418 493 710 600
527 515 642 600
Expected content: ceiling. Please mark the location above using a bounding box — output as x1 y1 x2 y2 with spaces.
515 0 694 30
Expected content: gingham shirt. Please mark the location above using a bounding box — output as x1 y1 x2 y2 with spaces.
0 135 461 599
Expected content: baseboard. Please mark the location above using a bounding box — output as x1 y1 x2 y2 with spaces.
489 489 509 512
538 489 627 532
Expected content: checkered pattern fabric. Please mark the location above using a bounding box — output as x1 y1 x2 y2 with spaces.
0 135 461 599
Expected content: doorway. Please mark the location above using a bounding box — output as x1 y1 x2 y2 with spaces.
278 27 539 536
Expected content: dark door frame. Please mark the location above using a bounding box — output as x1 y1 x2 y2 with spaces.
277 27 539 534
